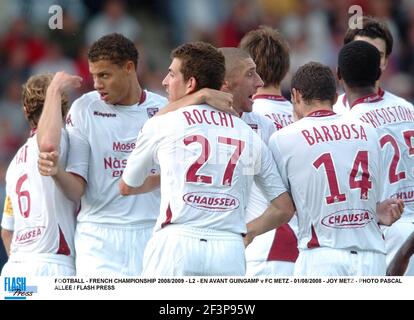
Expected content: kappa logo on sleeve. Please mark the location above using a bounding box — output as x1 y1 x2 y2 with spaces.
3 196 13 217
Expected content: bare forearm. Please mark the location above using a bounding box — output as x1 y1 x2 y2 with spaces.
37 85 64 152
119 175 160 195
1 229 13 256
246 192 295 241
53 168 86 203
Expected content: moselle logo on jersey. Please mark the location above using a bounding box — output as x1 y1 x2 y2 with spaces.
321 209 374 229
183 192 239 212
390 186 414 203
104 156 127 178
113 141 136 153
3 277 37 300
14 226 45 245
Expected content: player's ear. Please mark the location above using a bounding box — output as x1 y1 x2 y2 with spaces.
125 61 135 73
186 76 197 94
291 88 300 104
221 80 230 93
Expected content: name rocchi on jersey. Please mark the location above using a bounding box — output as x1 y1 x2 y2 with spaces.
182 110 234 128
302 124 367 146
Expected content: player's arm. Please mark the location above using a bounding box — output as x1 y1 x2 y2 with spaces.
37 71 82 152
2 195 14 256
156 88 235 116
119 174 160 195
244 192 295 247
120 118 161 195
1 228 13 256
376 198 404 226
387 231 414 276
38 151 86 203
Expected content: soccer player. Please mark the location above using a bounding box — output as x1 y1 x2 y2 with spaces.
120 42 294 276
338 40 414 275
1 72 81 276
247 62 404 276
239 26 299 276
37 34 235 276
333 16 404 114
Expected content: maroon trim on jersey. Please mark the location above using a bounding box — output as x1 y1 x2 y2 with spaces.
66 171 87 185
342 87 385 108
253 94 287 102
306 110 336 118
350 92 383 108
307 225 320 249
139 90 147 105
56 226 71 256
267 224 299 262
161 204 173 228
29 128 37 137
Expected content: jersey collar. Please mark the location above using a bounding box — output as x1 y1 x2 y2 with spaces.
253 94 287 101
306 110 336 118
350 92 383 109
343 87 384 107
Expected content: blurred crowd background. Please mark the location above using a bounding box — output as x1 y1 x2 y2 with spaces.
1 0 414 263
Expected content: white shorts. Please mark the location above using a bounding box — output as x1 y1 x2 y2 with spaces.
246 260 294 276
75 221 154 276
1 253 75 276
382 221 414 275
142 225 245 276
294 247 386 276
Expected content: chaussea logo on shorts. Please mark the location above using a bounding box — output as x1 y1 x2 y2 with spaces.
321 209 374 229
183 192 239 212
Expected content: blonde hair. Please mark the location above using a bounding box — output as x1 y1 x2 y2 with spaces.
22 74 69 129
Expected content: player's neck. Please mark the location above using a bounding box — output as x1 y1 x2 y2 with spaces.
254 85 282 97
119 78 142 106
346 86 377 107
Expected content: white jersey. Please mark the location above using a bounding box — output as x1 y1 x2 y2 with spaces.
245 98 299 264
123 104 287 234
65 90 167 225
1 131 76 258
268 110 386 253
252 94 294 129
347 93 414 222
333 88 400 114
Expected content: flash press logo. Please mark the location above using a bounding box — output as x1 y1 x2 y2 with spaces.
4 277 37 300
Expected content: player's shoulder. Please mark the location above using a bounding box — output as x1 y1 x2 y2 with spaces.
71 90 101 112
143 90 168 108
383 90 414 108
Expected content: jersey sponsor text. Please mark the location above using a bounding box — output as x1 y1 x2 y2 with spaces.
14 226 45 245
321 209 374 229
183 192 240 212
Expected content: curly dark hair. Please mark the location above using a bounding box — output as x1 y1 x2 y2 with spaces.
171 42 225 91
88 33 138 69
239 26 290 86
22 74 69 129
344 16 393 57
291 62 336 105
338 41 381 88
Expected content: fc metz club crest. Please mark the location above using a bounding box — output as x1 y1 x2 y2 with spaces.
147 108 159 118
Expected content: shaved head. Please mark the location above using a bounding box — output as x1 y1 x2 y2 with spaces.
219 47 251 78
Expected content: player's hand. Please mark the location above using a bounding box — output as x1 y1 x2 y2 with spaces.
377 198 404 226
243 232 254 248
38 151 60 176
50 71 82 93
199 88 236 116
